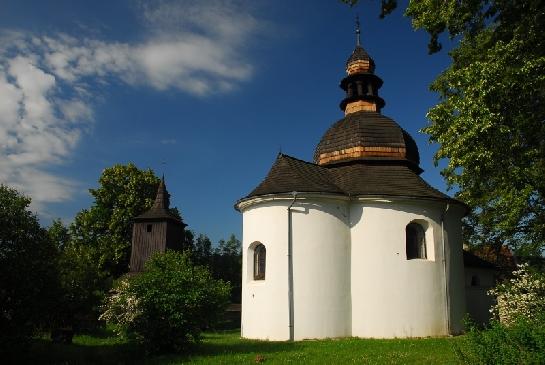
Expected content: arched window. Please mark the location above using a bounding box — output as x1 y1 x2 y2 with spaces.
406 223 426 260
254 243 266 280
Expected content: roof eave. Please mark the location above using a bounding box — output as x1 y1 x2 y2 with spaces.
234 191 349 212
234 191 466 213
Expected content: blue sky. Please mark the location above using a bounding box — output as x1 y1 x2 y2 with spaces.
0 0 455 244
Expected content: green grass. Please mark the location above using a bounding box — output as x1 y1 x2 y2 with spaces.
23 328 463 364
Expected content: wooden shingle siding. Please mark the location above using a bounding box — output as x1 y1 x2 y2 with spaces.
130 222 167 272
318 146 406 165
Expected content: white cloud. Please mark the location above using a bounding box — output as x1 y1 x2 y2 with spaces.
0 0 259 214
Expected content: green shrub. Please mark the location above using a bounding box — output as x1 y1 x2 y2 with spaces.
100 250 230 353
456 316 545 364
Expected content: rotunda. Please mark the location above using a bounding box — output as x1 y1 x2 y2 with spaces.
235 23 467 340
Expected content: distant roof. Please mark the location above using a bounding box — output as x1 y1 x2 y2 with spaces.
134 177 185 225
463 251 497 270
239 154 460 207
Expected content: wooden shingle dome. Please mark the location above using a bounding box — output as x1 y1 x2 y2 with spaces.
314 111 421 169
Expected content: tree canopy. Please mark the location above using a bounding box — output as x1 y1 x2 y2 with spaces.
0 185 59 352
345 0 545 254
411 0 545 254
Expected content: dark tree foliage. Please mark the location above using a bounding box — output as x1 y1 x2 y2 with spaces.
340 0 397 19
48 219 70 250
192 233 213 267
50 219 110 331
213 234 242 303
187 233 242 303
0 185 59 353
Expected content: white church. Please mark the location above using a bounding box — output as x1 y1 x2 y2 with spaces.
234 26 483 341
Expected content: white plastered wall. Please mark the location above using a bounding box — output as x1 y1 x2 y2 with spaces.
240 196 351 340
291 198 351 339
241 202 290 340
350 199 465 338
240 195 466 340
444 204 467 334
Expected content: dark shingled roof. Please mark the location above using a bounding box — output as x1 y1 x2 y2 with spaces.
328 163 450 200
463 251 498 270
134 178 185 225
247 154 344 198
346 45 373 67
240 154 457 205
314 111 420 166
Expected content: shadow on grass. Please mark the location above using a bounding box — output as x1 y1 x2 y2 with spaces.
21 338 143 365
21 330 304 365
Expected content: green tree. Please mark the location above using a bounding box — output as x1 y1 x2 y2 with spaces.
0 185 59 352
344 0 545 254
215 233 242 257
48 218 70 250
46 219 110 332
100 251 230 353
70 163 181 277
192 233 213 267
409 0 545 254
213 234 242 303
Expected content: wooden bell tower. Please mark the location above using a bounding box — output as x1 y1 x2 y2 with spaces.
129 176 186 273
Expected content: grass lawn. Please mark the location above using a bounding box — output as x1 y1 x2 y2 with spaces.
23 328 463 364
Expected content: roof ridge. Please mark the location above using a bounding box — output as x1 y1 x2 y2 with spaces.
278 153 319 166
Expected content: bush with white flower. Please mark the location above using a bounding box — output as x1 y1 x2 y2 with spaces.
99 278 141 336
100 250 230 353
488 263 545 325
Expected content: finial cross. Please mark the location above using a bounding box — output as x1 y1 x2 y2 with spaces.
355 14 361 46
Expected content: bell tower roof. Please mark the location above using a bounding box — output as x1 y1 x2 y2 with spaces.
151 175 169 210
133 176 185 225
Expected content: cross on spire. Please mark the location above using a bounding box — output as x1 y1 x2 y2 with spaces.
355 14 361 46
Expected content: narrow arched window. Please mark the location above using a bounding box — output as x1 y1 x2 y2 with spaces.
254 244 266 280
406 223 426 259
